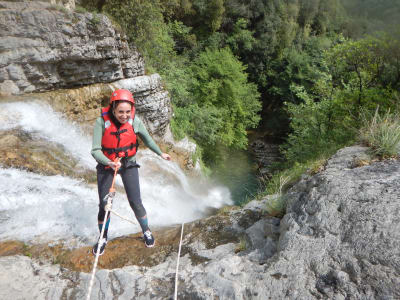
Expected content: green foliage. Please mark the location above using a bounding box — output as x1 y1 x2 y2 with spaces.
283 83 354 164
235 236 247 253
89 12 101 26
266 195 287 218
340 0 400 37
359 108 400 157
266 35 334 108
225 18 256 53
22 243 32 258
281 32 399 166
168 21 197 53
327 37 386 106
190 47 261 148
264 156 329 217
74 5 88 14
102 0 175 71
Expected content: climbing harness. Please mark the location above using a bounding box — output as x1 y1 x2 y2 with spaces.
86 159 137 300
174 223 185 300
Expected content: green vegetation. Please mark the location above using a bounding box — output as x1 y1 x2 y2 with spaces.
22 243 32 258
234 236 247 253
79 0 400 210
360 108 400 157
74 5 88 14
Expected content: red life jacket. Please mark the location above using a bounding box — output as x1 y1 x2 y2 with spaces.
101 106 138 161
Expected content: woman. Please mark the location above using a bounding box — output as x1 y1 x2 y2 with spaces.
91 89 171 255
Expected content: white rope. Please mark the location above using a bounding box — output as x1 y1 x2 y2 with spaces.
109 209 137 225
86 194 112 300
174 223 185 300
86 191 138 300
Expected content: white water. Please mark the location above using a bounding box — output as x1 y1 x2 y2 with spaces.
0 101 232 245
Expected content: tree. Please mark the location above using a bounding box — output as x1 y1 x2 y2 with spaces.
190 47 261 148
328 37 388 107
102 0 175 71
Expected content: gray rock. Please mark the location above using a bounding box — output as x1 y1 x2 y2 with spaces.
0 255 69 299
0 1 144 95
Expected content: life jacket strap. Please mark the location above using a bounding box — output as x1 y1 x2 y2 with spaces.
102 142 139 157
110 129 128 144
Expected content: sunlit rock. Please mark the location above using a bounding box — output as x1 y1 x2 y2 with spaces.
0 1 144 94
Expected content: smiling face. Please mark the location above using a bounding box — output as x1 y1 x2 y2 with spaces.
112 101 132 124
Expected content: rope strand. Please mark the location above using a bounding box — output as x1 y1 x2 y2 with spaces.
86 160 119 300
174 223 185 300
86 200 111 300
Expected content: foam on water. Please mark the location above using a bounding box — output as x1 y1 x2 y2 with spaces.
0 101 95 168
0 101 232 244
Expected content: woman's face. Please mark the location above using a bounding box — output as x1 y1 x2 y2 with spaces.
113 102 132 124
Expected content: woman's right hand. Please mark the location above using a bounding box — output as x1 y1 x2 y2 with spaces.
107 160 121 170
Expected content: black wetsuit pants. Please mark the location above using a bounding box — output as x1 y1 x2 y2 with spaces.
96 163 147 222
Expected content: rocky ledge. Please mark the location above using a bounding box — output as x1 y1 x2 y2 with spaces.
0 145 399 299
0 1 144 95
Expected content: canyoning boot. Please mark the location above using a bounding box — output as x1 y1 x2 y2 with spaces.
92 237 108 256
143 230 155 248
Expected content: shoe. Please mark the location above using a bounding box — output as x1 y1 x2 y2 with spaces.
143 230 155 248
92 237 107 256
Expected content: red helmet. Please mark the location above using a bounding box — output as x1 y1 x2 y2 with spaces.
110 89 134 104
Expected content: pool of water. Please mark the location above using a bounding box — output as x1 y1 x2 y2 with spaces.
207 145 263 206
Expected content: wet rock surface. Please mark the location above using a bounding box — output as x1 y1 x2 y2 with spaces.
1 146 399 299
0 129 96 181
0 201 271 298
36 74 172 139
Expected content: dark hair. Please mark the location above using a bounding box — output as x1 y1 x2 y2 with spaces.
109 100 133 128
111 100 133 111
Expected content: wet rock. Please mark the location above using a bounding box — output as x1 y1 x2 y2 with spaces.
0 198 276 298
36 74 172 140
0 129 96 182
249 138 282 177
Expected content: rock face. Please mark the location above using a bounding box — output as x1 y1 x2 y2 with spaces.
249 138 282 177
1 146 399 299
37 74 172 139
0 1 144 95
277 146 400 299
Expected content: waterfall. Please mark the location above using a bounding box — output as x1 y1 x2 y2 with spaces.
0 100 232 245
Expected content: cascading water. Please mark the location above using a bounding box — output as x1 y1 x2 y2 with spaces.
0 100 232 245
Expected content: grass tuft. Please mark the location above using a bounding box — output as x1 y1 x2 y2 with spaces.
234 237 247 253
359 108 400 158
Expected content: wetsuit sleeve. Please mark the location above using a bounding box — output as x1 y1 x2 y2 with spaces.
91 117 111 165
135 117 163 156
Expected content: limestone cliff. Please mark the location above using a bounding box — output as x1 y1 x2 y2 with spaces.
0 1 143 95
0 1 181 151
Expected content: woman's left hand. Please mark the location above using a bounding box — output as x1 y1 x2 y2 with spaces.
161 153 171 161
